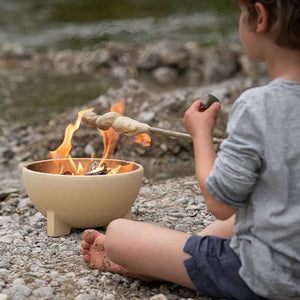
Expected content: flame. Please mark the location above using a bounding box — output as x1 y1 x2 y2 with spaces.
49 98 150 175
49 108 94 160
95 98 125 162
135 133 151 147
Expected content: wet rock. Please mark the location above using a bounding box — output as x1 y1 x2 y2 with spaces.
201 46 240 82
159 41 189 68
138 41 189 70
153 67 178 84
1 43 32 59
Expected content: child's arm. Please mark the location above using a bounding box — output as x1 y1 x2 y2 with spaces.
183 100 236 220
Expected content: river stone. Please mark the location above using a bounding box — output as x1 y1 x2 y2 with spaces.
102 295 116 300
153 67 178 84
75 294 99 300
32 286 53 297
0 261 10 270
9 285 32 297
150 294 168 300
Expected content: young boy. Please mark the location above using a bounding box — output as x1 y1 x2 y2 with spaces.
81 1 300 299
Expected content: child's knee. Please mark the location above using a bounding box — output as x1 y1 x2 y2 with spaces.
105 218 131 257
106 218 132 236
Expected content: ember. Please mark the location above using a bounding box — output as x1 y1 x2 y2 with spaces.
49 99 151 175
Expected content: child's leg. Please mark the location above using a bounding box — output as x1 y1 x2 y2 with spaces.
197 214 235 238
81 215 235 289
82 219 195 289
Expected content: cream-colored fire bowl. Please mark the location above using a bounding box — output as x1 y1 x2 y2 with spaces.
22 158 143 237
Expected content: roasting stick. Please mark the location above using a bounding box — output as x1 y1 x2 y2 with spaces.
82 95 224 144
82 108 224 145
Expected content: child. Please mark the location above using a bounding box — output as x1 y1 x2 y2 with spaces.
81 1 300 299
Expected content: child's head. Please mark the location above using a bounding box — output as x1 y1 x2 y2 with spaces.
233 0 300 50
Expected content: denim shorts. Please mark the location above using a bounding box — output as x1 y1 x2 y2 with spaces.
183 235 268 300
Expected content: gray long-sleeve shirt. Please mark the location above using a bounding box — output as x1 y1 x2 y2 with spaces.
207 78 300 300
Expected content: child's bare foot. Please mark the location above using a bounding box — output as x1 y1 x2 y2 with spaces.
81 229 133 276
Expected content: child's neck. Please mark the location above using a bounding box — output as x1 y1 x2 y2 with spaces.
265 45 300 83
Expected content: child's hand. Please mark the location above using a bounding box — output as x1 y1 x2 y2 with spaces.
183 99 221 139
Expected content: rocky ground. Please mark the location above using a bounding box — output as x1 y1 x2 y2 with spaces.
0 174 220 300
0 41 268 299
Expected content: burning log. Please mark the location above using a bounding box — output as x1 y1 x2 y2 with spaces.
86 169 111 176
61 162 111 176
86 161 111 176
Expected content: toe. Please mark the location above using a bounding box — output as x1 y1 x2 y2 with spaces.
81 240 90 250
93 235 105 251
82 229 99 244
83 254 91 263
81 248 89 256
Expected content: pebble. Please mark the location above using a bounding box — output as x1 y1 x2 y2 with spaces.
0 237 12 245
102 294 116 300
150 294 168 300
32 287 53 297
75 294 99 300
0 175 214 299
9 285 32 297
174 224 190 232
0 261 10 270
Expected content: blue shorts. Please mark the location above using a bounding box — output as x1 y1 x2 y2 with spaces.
183 235 268 300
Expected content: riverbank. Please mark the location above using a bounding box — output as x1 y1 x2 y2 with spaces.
0 41 268 299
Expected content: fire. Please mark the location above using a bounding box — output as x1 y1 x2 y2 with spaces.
49 99 151 175
49 108 94 160
135 134 151 147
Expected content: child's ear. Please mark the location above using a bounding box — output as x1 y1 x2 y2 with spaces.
254 2 268 33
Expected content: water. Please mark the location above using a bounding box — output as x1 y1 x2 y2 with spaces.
0 0 238 51
0 0 239 131
0 70 116 132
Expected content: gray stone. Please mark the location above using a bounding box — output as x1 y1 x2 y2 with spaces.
9 285 32 297
137 111 155 123
32 287 53 297
17 198 33 209
75 294 98 300
153 67 178 84
102 294 116 300
174 224 190 232
112 274 124 283
0 261 10 270
150 293 168 300
84 144 95 156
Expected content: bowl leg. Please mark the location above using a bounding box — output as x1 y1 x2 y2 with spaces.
47 211 71 237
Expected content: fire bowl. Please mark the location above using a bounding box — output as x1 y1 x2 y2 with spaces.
22 158 143 237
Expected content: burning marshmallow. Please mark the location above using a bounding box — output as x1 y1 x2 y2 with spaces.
82 111 150 137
